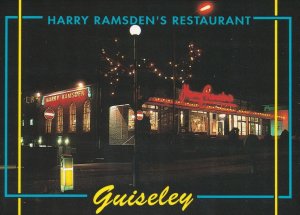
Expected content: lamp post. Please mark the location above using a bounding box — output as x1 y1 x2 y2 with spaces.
129 25 141 187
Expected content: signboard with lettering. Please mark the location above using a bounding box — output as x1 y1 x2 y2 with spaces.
179 84 237 108
42 87 91 107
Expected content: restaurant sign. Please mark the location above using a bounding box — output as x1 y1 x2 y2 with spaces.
179 84 237 108
42 87 91 107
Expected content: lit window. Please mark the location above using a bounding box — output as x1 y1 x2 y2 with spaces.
22 120 24 126
128 108 135 130
160 107 173 133
30 118 34 126
180 111 184 127
233 115 247 135
57 106 63 133
149 110 158 131
209 113 217 135
83 100 91 132
249 117 261 135
189 111 208 133
142 105 159 131
45 119 52 133
69 103 76 132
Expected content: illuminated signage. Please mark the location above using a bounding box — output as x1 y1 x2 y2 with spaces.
147 97 283 120
42 87 91 107
147 84 285 120
179 84 237 108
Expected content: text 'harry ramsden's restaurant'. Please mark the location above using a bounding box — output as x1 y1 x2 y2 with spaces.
39 83 288 153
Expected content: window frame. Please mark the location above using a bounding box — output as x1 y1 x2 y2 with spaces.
56 106 63 133
69 103 77 132
83 100 91 132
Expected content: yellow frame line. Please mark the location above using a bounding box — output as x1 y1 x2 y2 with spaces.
18 0 22 214
274 0 278 215
15 1 279 215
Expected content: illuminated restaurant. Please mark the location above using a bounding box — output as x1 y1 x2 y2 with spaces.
37 83 288 159
108 84 288 145
39 85 99 160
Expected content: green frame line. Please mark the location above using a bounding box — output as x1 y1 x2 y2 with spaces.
4 16 292 200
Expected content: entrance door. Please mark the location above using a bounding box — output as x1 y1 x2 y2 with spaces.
218 121 224 135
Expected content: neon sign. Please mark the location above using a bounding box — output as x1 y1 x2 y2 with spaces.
179 84 237 108
147 97 283 120
42 87 91 107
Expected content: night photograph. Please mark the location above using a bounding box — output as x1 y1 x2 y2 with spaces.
1 0 300 214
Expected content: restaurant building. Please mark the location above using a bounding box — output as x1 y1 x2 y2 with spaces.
34 83 288 161
109 84 288 146
39 85 99 161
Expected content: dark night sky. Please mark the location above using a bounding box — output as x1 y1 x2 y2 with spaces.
1 0 300 108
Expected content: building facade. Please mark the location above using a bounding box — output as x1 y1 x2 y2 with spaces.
108 84 288 146
39 85 99 161
23 83 288 162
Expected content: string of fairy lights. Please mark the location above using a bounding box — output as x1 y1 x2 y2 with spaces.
100 38 202 95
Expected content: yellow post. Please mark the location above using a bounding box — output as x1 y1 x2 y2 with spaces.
60 155 74 192
18 0 22 214
274 1 278 215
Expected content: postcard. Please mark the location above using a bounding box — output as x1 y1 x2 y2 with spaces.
1 0 299 214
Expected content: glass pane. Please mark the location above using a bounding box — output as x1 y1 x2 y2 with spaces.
149 110 158 130
242 122 246 135
190 111 208 133
128 109 135 130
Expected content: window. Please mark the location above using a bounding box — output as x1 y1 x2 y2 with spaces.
148 110 159 131
22 120 24 126
109 105 134 145
142 105 159 131
229 115 232 131
233 115 247 135
83 100 91 132
190 111 208 133
69 103 76 132
180 111 184 127
217 114 226 135
179 110 189 132
128 108 135 130
209 113 217 135
249 117 261 135
45 119 52 133
160 107 173 132
29 118 34 126
57 106 63 133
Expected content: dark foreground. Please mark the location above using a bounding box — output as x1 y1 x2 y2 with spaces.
1 142 300 215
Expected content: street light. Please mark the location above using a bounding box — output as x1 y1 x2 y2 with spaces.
77 82 84 88
64 137 70 145
129 25 141 187
129 25 141 36
129 25 141 112
37 136 42 145
57 136 62 145
197 1 215 15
